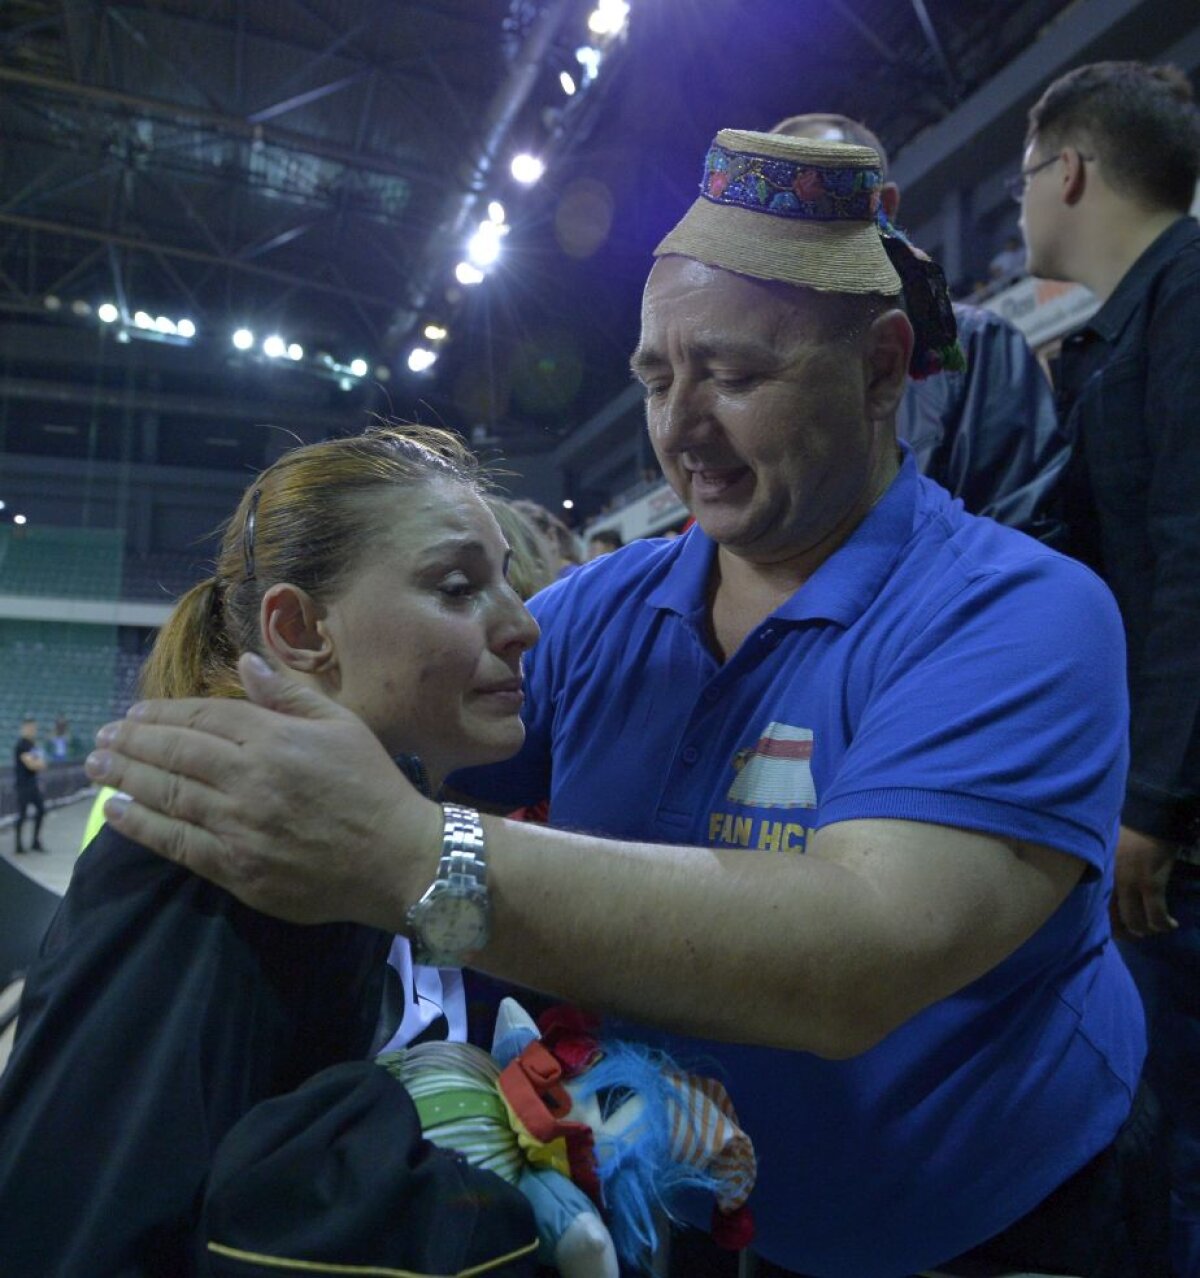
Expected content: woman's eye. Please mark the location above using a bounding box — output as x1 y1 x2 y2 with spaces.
439 577 475 599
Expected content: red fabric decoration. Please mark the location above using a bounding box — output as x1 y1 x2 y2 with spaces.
711 1203 755 1251
537 1004 603 1078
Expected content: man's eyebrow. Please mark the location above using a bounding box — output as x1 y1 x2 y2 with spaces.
629 340 780 377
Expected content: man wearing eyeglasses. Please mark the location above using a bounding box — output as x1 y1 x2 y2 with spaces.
1019 59 1200 1278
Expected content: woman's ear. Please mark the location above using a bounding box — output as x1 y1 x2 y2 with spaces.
260 584 336 675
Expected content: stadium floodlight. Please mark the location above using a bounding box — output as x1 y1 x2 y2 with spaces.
407 347 437 373
177 318 196 339
424 324 448 342
588 0 630 36
71 299 92 316
349 358 369 377
487 201 506 225
0 500 5 510
13 514 27 525
232 328 254 350
455 261 485 286
133 311 153 329
510 153 544 185
287 343 303 361
262 335 286 358
467 220 502 268
562 499 575 510
97 303 120 324
560 71 577 96
154 316 177 335
576 46 602 82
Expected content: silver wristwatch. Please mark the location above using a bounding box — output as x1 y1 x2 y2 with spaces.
406 804 491 967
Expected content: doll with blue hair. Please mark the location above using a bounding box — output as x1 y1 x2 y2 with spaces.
377 998 756 1277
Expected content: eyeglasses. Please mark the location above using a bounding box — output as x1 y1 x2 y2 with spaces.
1005 151 1094 203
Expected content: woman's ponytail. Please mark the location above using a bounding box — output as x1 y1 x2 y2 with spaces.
137 578 243 701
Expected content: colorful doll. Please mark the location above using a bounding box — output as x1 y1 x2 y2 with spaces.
377 998 756 1277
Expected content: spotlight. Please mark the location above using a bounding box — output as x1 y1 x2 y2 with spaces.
13 514 27 526
133 311 153 329
407 347 437 373
116 329 131 344
97 303 120 324
262 334 286 358
71 299 92 317
487 201 506 225
588 0 629 36
349 358 368 377
576 46 602 82
467 220 502 268
511 153 544 185
287 343 303 361
177 318 196 339
562 499 575 510
0 500 5 510
455 261 485 286
232 328 254 350
424 324 448 342
154 316 177 334
559 71 577 96
43 295 62 312
374 365 392 382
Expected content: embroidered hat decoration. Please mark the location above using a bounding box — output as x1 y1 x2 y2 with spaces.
655 129 965 379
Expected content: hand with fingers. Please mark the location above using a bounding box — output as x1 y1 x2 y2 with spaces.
1111 823 1179 941
87 651 443 929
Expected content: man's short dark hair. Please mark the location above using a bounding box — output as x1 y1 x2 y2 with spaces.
1027 62 1200 213
589 529 623 552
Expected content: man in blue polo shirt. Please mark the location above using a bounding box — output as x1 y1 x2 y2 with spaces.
90 131 1164 1278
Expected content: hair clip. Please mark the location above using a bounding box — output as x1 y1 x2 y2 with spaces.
243 488 262 582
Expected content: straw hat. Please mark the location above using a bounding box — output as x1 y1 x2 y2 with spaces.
655 128 902 296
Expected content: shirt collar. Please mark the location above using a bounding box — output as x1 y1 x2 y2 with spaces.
1084 216 1200 345
646 445 918 628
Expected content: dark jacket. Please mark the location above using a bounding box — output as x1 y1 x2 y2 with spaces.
1052 216 1200 844
0 826 391 1276
898 303 1070 544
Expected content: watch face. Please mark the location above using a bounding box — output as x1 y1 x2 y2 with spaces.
423 894 488 952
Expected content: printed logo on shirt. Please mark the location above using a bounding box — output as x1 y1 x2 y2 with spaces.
726 722 817 809
704 723 818 854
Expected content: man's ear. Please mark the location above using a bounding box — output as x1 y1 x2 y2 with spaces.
864 309 913 421
1062 147 1088 207
260 583 336 674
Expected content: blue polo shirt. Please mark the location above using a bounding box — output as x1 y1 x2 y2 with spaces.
455 449 1144 1278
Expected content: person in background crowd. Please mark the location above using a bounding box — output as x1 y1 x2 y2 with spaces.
510 499 582 579
989 233 1028 284
13 715 47 855
586 528 623 560
772 112 1069 543
89 131 1165 1278
0 425 539 1277
487 497 558 600
1018 59 1200 1278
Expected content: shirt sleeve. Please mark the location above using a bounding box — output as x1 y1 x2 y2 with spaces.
816 553 1129 872
1120 259 1200 841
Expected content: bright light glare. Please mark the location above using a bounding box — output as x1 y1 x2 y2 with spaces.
349 358 369 377
177 318 196 339
510 153 544 185
487 200 506 225
154 316 177 335
232 328 254 351
576 46 602 82
407 347 437 373
133 311 153 329
424 324 448 341
588 0 629 36
97 303 120 324
13 514 27 526
287 343 303 361
560 71 577 96
263 335 286 358
562 499 575 510
455 261 485 286
0 500 6 510
467 220 502 267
